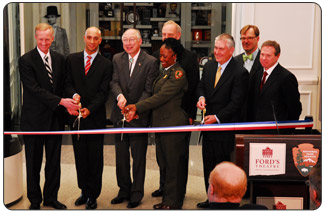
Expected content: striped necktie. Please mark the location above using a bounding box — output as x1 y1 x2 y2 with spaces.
44 55 53 85
85 55 92 75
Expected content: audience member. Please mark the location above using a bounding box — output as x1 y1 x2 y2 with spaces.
208 161 267 210
308 162 321 209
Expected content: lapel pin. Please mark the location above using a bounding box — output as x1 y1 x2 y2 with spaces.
138 63 141 67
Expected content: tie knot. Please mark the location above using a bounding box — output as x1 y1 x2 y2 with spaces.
87 55 92 60
263 71 268 77
243 54 253 62
44 55 48 61
129 57 133 63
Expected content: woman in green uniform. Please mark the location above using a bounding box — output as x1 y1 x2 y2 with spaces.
124 38 190 209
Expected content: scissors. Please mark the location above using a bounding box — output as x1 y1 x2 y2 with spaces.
120 113 126 141
73 103 82 140
197 108 206 145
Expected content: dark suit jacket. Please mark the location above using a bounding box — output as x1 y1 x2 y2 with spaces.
110 50 159 127
65 51 113 129
19 48 66 131
251 63 302 122
136 63 189 127
153 46 199 120
50 26 70 57
234 50 262 122
196 58 249 148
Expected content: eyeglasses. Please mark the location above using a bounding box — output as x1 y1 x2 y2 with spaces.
122 37 138 44
240 36 257 41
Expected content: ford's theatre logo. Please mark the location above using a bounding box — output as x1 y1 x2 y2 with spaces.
292 143 319 177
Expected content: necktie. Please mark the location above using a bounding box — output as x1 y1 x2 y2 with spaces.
242 54 253 62
214 66 222 88
85 55 92 75
44 55 53 85
129 57 134 76
259 71 268 92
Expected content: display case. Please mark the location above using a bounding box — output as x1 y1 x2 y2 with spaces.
90 3 230 60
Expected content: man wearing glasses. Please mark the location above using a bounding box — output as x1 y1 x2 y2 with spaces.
234 25 262 123
110 28 159 208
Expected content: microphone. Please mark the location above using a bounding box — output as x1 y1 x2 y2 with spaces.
271 101 280 134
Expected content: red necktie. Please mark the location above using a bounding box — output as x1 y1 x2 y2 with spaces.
259 71 268 92
85 56 92 75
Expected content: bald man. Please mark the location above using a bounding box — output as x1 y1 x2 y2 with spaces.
65 26 113 209
208 162 267 209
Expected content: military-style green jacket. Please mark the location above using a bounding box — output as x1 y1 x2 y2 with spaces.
136 63 189 127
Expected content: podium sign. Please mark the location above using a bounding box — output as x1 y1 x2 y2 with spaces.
235 134 321 209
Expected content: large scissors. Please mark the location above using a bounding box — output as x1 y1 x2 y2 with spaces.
197 108 206 145
73 103 82 140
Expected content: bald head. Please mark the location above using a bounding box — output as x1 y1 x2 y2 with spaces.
209 162 247 202
85 26 101 37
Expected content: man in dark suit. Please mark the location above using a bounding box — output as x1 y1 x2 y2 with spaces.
19 23 80 210
65 26 113 209
208 161 267 210
234 25 262 122
45 6 70 57
196 33 249 208
110 28 159 208
151 20 200 198
249 40 302 134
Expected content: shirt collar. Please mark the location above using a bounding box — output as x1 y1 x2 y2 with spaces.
84 50 98 60
128 49 141 61
37 46 50 59
218 57 232 72
264 61 279 76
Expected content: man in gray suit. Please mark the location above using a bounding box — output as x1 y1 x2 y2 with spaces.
110 28 159 208
45 6 70 57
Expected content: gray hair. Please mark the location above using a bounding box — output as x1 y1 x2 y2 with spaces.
215 33 235 48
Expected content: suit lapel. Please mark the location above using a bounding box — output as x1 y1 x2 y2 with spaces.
33 49 53 89
130 51 145 80
250 50 261 79
213 59 234 93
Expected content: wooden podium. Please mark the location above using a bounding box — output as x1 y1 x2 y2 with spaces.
235 134 321 209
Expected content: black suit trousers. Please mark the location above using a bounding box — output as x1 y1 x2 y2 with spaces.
156 132 190 208
24 117 62 204
202 137 232 193
114 132 148 202
72 134 104 199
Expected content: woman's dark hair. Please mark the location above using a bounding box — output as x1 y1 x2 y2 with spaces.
161 38 184 58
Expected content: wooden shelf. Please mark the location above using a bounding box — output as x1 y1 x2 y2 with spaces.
141 43 152 47
151 36 162 41
102 36 121 40
123 25 152 29
150 17 180 22
99 17 121 21
191 41 211 48
191 25 211 29
124 3 153 7
191 6 212 10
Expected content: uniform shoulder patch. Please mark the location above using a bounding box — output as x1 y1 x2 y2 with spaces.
175 70 184 79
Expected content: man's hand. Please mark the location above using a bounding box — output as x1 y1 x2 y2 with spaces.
60 98 80 112
123 104 137 122
81 108 90 119
204 115 217 124
197 97 206 110
117 94 127 110
67 108 79 116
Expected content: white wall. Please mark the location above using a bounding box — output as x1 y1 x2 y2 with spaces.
233 2 321 131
